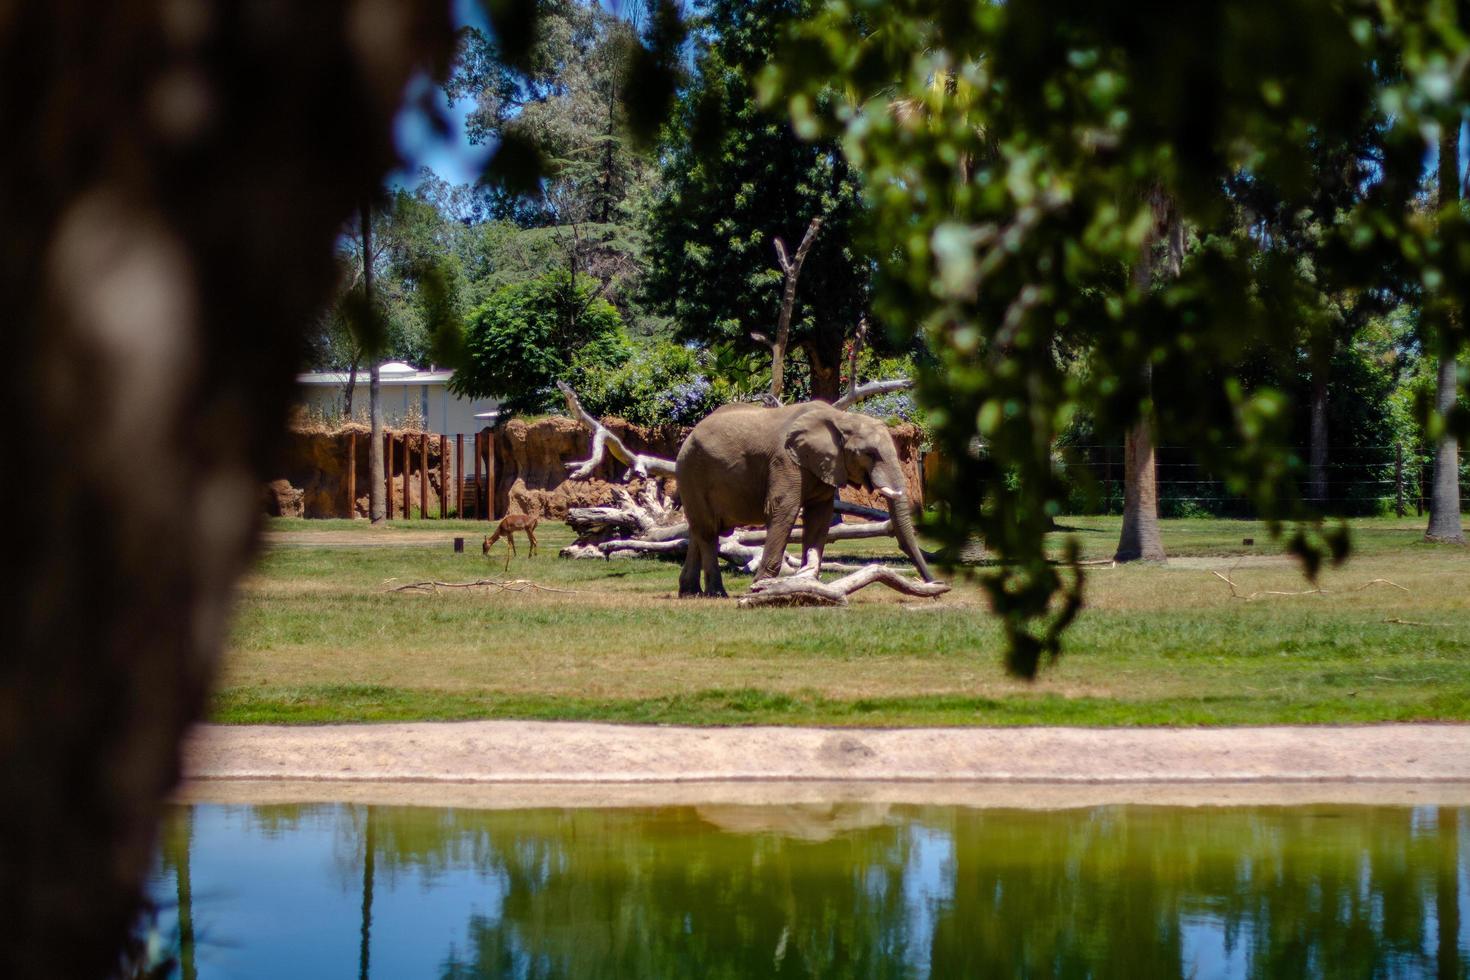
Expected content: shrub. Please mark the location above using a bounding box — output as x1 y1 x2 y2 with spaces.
575 341 727 427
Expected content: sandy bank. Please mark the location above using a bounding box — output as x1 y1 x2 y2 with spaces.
180 721 1470 808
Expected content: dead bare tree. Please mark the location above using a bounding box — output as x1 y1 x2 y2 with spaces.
751 216 823 402
846 314 869 400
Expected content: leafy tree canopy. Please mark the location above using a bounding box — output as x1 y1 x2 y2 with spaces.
763 0 1470 674
309 188 467 376
451 268 631 414
642 0 880 402
575 338 773 426
447 0 653 227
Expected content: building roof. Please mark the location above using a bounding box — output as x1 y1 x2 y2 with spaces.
297 366 457 387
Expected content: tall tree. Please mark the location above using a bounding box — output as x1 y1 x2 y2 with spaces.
448 0 650 228
1427 119 1466 542
643 0 873 402
1225 91 1399 513
451 268 631 414
363 201 386 524
765 0 1432 674
1114 191 1176 563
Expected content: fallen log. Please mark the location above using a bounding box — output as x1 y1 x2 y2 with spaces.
565 483 684 542
738 565 951 607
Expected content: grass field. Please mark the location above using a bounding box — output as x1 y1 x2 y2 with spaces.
216 516 1470 726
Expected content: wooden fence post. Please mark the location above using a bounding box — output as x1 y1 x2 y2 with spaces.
439 434 448 519
1395 443 1404 518
402 434 411 519
384 432 393 520
346 431 356 520
1419 462 1427 517
455 433 464 519
420 433 429 520
472 432 482 520
484 429 496 521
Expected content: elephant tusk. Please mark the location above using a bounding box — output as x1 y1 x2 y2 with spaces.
877 487 903 500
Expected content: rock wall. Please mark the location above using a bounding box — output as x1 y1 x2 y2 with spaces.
265 417 925 520
494 415 686 518
271 425 451 519
845 423 925 513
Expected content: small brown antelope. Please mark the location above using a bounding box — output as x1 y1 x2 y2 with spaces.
483 513 539 570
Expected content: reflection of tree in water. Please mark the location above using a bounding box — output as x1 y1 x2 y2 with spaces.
222 802 1466 977
157 808 196 980
434 806 920 979
931 806 1467 978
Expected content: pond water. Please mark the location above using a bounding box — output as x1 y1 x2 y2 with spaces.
148 802 1469 978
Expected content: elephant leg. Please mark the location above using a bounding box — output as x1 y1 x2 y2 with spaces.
702 535 727 598
797 496 835 577
757 496 801 581
679 534 704 597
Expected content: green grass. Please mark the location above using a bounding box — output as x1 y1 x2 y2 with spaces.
217 515 1470 726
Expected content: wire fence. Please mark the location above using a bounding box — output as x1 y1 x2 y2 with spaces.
1056 444 1470 517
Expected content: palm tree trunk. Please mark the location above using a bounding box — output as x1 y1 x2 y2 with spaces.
364 203 386 524
1115 197 1171 563
1428 121 1465 542
1115 383 1165 562
1427 350 1464 541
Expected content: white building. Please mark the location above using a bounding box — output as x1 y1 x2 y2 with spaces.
296 362 500 436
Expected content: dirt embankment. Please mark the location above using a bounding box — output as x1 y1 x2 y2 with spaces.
265 417 927 520
264 425 448 519
182 721 1470 811
492 415 684 519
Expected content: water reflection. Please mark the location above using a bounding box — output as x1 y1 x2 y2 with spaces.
148 803 1469 978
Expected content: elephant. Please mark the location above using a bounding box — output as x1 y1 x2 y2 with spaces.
674 401 935 597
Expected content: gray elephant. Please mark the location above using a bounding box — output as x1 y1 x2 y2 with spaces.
674 401 935 597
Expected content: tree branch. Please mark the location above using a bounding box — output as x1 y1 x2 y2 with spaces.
557 382 677 479
845 314 869 400
832 378 914 410
769 216 823 402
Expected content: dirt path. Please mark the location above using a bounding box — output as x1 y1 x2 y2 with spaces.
262 530 465 547
180 721 1470 808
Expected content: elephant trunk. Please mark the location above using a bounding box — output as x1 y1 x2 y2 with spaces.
887 493 935 582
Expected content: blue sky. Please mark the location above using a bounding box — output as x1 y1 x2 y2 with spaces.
390 0 657 189
389 0 491 187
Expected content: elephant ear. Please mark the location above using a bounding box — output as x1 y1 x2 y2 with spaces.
784 410 844 488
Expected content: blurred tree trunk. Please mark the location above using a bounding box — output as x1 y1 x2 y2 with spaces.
1115 193 1175 563
1428 121 1466 542
0 3 452 976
